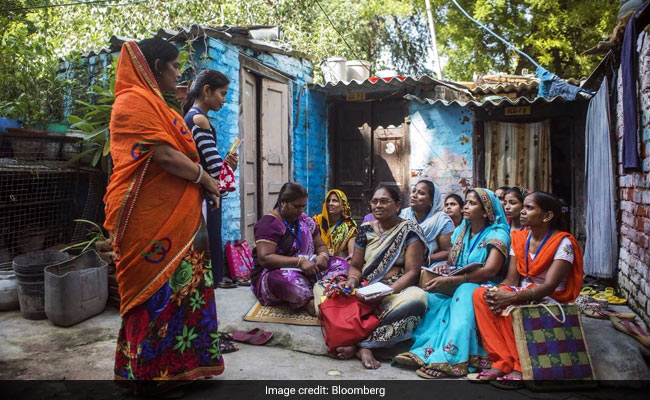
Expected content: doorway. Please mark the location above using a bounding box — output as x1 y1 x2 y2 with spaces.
240 67 290 243
332 99 410 221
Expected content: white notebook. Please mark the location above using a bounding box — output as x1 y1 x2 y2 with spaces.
356 282 394 300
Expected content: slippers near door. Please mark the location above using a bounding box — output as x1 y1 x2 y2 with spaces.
583 308 637 320
611 316 650 348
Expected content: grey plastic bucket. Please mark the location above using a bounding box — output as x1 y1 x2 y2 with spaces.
44 250 108 327
13 251 69 273
13 251 69 320
0 262 19 311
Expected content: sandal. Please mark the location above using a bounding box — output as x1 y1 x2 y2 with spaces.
611 316 650 348
490 373 524 390
416 368 447 379
219 339 239 354
583 308 636 320
217 277 238 289
467 369 503 382
580 286 597 296
393 354 420 368
247 330 273 345
233 276 251 286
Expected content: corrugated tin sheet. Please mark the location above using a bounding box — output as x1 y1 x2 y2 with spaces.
309 75 473 97
78 25 309 60
470 81 539 95
405 93 578 109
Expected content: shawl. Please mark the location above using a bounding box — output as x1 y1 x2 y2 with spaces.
360 219 429 283
313 189 357 255
104 41 202 316
447 188 510 268
400 180 453 254
512 230 584 303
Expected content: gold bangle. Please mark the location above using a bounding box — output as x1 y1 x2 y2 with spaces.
296 257 303 267
464 272 469 283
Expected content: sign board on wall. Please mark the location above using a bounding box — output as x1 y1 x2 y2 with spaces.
504 106 531 116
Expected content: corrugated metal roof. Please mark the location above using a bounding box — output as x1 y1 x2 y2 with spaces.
309 75 473 98
77 25 309 60
470 81 539 95
405 93 579 108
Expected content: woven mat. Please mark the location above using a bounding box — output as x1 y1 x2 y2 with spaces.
243 301 319 326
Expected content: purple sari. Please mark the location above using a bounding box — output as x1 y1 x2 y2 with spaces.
251 213 348 310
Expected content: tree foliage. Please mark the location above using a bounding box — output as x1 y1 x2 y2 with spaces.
0 0 621 125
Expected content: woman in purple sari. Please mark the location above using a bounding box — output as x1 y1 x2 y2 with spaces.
251 183 349 315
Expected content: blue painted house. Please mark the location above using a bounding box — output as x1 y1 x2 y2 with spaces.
65 25 328 244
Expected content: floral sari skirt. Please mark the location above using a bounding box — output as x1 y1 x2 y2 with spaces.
114 246 225 384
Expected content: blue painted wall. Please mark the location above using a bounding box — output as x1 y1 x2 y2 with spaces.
198 38 325 241
63 37 327 243
408 101 474 197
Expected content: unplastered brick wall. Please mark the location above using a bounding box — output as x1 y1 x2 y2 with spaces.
616 30 650 328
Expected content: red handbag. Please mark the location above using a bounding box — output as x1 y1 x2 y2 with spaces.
224 240 253 280
218 164 236 193
318 292 381 355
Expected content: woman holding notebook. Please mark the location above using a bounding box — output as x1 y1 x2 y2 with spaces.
394 188 510 379
334 185 429 369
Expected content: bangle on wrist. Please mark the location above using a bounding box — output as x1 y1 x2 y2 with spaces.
192 165 203 184
530 287 536 301
318 252 329 259
296 256 304 267
463 272 469 283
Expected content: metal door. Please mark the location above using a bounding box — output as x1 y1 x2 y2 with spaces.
260 79 289 214
240 70 258 244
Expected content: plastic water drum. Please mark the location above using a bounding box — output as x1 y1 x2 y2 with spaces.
44 250 108 327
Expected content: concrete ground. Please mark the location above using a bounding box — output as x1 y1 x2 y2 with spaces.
1 286 649 398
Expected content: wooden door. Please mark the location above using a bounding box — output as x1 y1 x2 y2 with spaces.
333 102 372 221
372 124 410 204
240 70 258 244
371 100 410 206
260 79 289 213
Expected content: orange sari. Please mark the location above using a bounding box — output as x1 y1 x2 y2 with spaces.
512 230 583 303
473 230 584 373
104 41 202 316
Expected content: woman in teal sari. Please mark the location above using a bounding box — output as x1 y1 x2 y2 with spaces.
394 188 510 378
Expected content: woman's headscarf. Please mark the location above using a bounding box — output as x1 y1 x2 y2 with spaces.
399 179 453 254
447 188 510 268
313 189 357 255
104 41 202 316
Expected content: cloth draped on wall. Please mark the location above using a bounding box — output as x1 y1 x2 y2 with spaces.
622 15 641 171
484 120 552 192
584 77 617 278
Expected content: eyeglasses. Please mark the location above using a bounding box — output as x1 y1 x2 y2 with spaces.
369 198 393 206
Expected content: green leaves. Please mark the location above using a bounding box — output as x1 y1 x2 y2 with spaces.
174 325 198 354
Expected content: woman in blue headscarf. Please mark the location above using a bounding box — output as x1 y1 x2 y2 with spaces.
394 188 510 379
399 179 454 265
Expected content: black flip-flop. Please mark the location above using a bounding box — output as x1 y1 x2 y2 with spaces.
233 276 251 286
218 278 237 289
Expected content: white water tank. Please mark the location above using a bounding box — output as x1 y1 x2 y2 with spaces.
346 60 371 82
321 57 347 84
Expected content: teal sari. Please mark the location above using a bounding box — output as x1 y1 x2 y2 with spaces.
398 188 510 376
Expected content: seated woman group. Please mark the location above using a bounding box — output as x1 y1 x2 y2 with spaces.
251 181 583 378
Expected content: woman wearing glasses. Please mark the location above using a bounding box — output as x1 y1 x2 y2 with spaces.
334 185 429 369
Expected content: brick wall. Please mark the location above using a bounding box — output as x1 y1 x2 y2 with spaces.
616 32 650 327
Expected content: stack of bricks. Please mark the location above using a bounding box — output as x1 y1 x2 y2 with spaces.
615 30 650 328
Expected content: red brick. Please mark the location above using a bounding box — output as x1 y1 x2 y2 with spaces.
636 217 646 232
638 205 650 218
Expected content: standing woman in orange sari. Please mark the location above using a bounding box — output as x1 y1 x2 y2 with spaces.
472 192 583 387
105 38 224 389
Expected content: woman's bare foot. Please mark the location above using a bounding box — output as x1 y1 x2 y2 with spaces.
417 367 447 379
356 348 381 369
303 299 316 316
335 346 356 360
503 371 522 380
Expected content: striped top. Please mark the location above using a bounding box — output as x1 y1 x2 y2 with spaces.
183 106 223 178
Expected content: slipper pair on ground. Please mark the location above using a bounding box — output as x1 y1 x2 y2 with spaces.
393 355 455 380
580 286 627 304
218 276 251 289
230 328 273 345
467 370 523 390
611 315 650 349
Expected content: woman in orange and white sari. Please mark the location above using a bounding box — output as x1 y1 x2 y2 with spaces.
472 192 583 386
105 38 224 389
